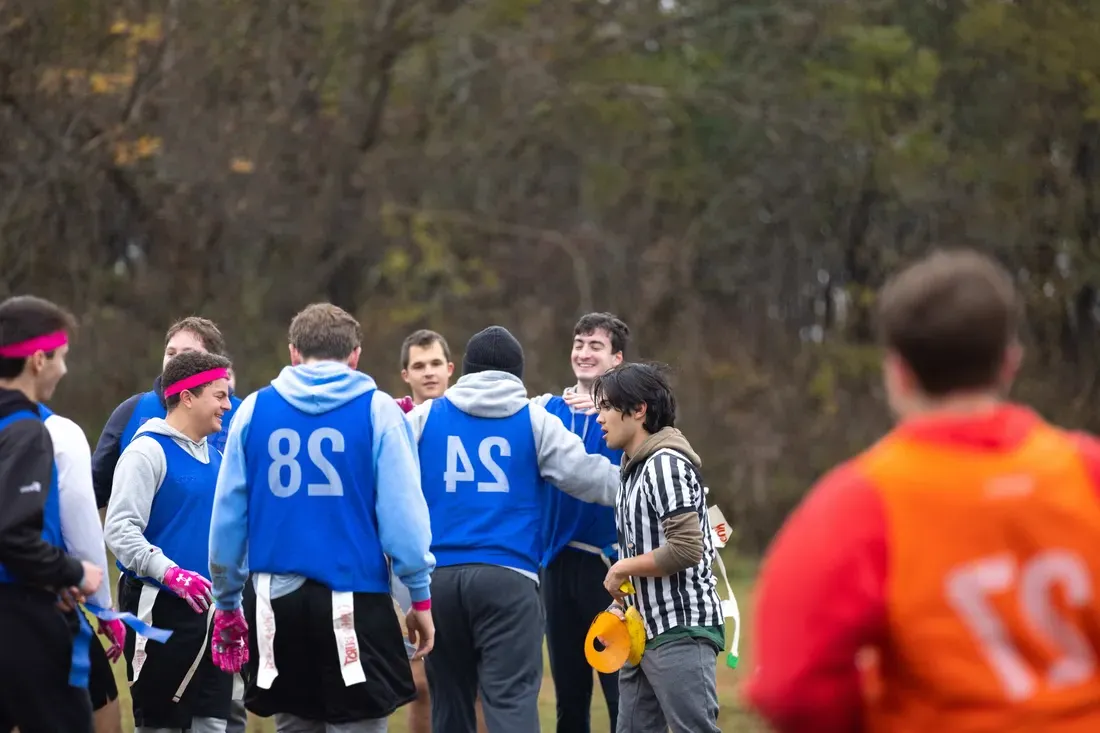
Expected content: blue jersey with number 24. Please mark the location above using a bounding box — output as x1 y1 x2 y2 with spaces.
243 385 388 593
418 397 544 574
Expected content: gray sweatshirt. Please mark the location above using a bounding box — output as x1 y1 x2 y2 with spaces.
406 371 619 508
395 371 618 598
103 418 214 583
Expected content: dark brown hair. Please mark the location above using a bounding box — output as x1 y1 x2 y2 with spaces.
288 303 361 361
162 351 232 409
593 362 677 434
400 329 451 369
0 296 77 379
165 316 228 356
876 248 1021 396
574 312 630 356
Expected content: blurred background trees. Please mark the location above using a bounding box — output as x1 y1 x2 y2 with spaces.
4 0 1100 552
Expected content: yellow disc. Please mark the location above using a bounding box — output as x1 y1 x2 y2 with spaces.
584 611 631 674
625 606 646 666
619 580 636 595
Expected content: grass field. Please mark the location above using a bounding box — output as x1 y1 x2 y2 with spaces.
106 557 766 732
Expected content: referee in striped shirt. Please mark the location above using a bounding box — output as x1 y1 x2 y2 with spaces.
593 362 723 733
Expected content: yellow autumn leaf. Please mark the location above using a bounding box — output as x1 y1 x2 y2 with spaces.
109 19 129 35
134 136 162 158
89 73 112 94
229 157 254 173
130 16 163 43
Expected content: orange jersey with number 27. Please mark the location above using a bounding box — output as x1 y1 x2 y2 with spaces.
746 406 1100 733
861 416 1100 731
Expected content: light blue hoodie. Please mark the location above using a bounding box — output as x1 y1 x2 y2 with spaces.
209 362 434 610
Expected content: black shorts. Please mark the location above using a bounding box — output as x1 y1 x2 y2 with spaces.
87 630 119 710
0 585 93 733
241 577 416 723
119 575 233 729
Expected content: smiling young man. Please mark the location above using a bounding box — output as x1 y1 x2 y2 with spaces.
533 312 629 733
92 317 241 510
0 295 105 733
396 329 454 412
92 318 243 732
104 351 235 733
746 249 1100 733
593 362 723 733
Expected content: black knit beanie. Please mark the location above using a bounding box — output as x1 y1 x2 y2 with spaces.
462 326 524 379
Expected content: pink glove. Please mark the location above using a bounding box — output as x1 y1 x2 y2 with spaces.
396 395 415 414
163 567 213 613
99 618 126 663
211 608 250 674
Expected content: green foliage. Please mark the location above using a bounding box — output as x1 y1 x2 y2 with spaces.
7 0 1100 556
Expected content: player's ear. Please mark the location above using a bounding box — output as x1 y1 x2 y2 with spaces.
446 361 454 376
347 346 361 370
289 344 301 366
1000 339 1023 389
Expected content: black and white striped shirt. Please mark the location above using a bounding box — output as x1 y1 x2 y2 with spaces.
616 447 723 638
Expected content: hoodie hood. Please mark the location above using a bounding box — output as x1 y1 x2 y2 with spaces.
444 371 530 418
622 426 702 476
270 362 376 415
133 416 210 461
135 416 203 443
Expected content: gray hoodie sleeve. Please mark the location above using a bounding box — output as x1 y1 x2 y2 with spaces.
529 402 618 506
103 437 176 582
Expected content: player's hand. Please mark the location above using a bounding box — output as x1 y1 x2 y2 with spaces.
79 560 103 597
406 608 435 660
99 618 126 663
211 608 250 674
56 586 85 612
163 566 213 613
596 602 626 646
604 561 631 601
563 389 597 415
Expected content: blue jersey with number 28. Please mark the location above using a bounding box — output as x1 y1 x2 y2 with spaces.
243 385 388 593
418 397 544 574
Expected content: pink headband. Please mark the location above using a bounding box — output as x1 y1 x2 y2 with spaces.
163 367 229 397
0 330 68 358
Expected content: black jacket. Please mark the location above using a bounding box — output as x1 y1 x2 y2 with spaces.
91 375 163 508
0 388 84 589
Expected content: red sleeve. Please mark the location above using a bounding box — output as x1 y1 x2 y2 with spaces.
396 396 414 414
743 460 888 733
1073 431 1100 499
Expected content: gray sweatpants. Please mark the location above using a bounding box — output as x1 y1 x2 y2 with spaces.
425 565 544 733
226 690 247 733
616 638 720 733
